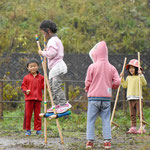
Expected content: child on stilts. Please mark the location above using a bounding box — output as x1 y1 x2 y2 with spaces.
120 59 147 134
85 41 121 149
21 58 44 136
38 20 71 114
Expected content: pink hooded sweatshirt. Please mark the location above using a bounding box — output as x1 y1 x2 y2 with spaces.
85 41 121 99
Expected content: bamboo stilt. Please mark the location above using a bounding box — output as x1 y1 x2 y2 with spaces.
138 52 143 133
110 57 127 128
36 35 64 144
44 37 47 144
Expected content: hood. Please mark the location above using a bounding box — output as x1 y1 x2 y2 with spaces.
89 41 108 62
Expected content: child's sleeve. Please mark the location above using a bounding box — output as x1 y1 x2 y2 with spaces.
121 77 128 88
42 40 58 59
112 67 121 89
141 75 147 86
85 65 93 92
42 46 57 59
21 77 28 93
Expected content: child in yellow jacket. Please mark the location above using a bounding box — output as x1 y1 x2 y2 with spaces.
120 59 147 134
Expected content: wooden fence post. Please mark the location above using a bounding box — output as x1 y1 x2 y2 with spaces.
0 81 3 120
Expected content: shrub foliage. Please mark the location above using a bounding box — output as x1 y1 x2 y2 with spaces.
0 0 150 54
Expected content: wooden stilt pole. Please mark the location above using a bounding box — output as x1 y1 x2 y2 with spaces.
36 35 64 144
110 57 127 128
44 37 47 144
138 52 143 133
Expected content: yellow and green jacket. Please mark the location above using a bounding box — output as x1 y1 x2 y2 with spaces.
121 75 147 100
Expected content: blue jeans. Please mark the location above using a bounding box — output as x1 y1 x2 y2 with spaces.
86 101 111 140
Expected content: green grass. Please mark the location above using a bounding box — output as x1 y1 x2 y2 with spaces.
0 106 150 149
0 106 150 136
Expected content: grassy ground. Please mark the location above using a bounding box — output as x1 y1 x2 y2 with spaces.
0 107 150 149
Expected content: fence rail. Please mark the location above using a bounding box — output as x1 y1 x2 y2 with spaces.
0 79 150 119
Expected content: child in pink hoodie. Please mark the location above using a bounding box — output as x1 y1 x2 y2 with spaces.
38 20 71 113
85 41 121 149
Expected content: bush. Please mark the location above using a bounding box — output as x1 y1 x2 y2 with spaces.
0 0 149 54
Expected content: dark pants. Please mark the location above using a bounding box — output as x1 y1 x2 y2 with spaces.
23 100 41 131
128 100 144 127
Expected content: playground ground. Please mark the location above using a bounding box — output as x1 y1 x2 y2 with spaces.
0 108 150 150
0 128 150 150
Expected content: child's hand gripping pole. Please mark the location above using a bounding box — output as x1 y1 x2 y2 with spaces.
35 35 64 144
110 57 127 130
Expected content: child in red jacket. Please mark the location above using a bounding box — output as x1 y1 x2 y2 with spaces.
21 58 44 136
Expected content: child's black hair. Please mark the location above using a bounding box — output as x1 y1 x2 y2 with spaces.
26 58 39 67
128 65 138 75
40 20 57 33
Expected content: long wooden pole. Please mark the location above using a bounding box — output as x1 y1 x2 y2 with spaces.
138 52 143 133
44 37 47 144
36 35 64 144
110 57 127 127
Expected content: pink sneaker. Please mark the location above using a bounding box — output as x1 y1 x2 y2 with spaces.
47 105 60 113
137 126 146 134
57 102 72 114
126 127 137 134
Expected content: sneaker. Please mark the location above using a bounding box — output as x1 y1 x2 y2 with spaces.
25 130 31 136
47 105 60 113
126 127 137 134
57 102 72 114
137 126 146 134
36 130 42 135
86 141 93 149
103 141 111 149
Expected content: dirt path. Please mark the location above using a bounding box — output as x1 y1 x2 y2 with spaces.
0 136 78 150
0 131 150 150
